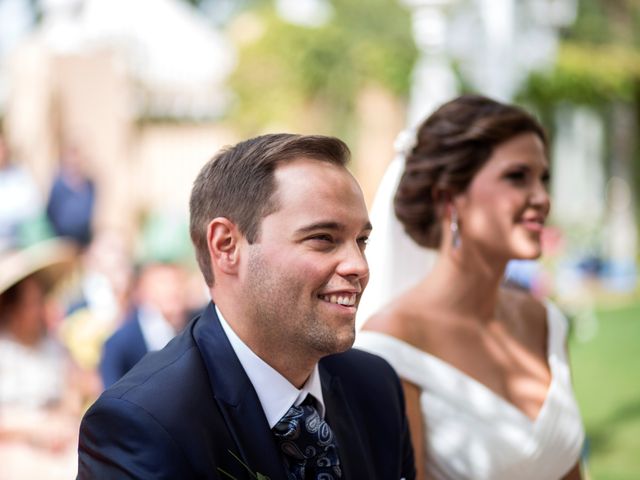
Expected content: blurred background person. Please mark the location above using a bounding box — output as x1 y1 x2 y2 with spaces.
58 230 135 374
0 127 43 251
99 260 192 388
45 144 96 249
0 239 98 480
356 95 585 480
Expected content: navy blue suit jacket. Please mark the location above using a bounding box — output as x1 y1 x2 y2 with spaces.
78 303 415 479
99 308 148 388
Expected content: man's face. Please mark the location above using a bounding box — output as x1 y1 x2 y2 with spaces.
240 158 371 360
138 264 188 330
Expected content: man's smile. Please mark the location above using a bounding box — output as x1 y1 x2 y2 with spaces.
318 293 357 306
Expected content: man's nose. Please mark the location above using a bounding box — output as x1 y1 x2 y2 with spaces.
337 243 369 282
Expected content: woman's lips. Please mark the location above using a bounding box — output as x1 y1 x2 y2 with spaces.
519 218 545 232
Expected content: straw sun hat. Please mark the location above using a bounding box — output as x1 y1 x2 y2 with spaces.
0 238 78 297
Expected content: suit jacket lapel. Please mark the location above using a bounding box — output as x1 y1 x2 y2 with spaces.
194 304 287 480
320 363 376 479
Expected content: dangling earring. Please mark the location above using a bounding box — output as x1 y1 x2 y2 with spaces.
450 207 461 249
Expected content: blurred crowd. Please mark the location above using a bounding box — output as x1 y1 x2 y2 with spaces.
0 128 207 479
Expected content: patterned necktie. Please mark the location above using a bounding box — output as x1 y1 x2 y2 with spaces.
272 395 343 479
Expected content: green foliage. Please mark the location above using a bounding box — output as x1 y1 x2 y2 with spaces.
519 0 640 107
227 0 415 137
567 0 612 44
570 302 640 479
522 43 640 107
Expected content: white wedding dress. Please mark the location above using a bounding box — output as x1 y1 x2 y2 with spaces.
355 301 585 480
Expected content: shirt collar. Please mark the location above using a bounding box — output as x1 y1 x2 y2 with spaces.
215 305 325 428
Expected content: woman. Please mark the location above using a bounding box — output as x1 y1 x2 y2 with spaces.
0 240 96 479
356 95 584 480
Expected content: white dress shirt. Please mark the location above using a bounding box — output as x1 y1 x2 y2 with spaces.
138 305 177 352
216 306 325 428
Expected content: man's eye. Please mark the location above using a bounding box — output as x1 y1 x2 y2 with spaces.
357 236 369 248
309 234 333 243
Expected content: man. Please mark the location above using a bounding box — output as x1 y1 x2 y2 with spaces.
78 134 415 479
46 144 96 248
99 261 192 388
0 130 42 249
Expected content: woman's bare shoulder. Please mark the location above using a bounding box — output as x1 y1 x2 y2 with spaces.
361 288 438 345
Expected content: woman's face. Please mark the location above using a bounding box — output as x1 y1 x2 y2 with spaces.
7 277 47 342
455 132 550 262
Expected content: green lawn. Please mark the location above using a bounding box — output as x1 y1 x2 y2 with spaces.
569 302 640 480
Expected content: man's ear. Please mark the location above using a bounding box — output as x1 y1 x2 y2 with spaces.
207 217 242 276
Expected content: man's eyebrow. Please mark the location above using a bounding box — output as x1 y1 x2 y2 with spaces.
295 221 372 235
295 222 344 235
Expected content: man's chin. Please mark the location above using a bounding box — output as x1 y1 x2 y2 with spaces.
328 329 356 355
310 333 354 359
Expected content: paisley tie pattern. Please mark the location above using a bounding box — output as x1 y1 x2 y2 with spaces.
272 396 342 479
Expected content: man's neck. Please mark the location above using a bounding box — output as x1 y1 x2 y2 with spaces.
213 296 317 388
215 304 326 427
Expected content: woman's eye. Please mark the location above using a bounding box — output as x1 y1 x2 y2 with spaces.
505 171 527 182
541 173 551 186
357 236 369 249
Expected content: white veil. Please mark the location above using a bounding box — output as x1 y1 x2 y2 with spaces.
354 4 459 330
355 135 438 330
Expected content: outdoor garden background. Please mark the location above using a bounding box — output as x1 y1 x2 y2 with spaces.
0 0 638 478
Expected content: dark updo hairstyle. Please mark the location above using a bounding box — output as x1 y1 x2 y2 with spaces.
394 94 547 248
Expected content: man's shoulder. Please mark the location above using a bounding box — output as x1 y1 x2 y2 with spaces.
79 312 242 479
320 348 401 390
322 346 392 368
320 348 409 447
99 317 209 410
